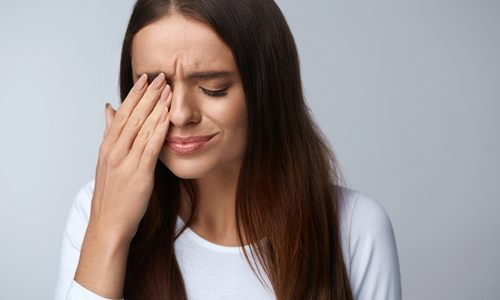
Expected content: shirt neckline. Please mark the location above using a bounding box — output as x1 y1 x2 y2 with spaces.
176 216 254 254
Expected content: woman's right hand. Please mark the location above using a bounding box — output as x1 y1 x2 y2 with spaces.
91 73 171 240
74 73 172 299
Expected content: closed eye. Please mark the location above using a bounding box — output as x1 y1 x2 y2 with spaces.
200 87 228 97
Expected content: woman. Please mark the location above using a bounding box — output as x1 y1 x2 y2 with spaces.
55 0 401 299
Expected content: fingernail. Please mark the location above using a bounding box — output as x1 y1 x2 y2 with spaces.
105 103 112 109
159 85 170 103
160 107 169 123
165 89 173 108
135 74 148 91
152 73 166 90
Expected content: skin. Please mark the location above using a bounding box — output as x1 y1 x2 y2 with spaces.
74 13 247 299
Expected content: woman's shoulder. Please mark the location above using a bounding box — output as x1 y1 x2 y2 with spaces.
337 187 402 300
75 180 96 201
338 186 397 256
63 180 96 244
54 180 96 300
70 180 95 222
339 187 393 231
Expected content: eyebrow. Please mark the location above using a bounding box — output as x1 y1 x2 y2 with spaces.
136 71 235 81
188 71 234 79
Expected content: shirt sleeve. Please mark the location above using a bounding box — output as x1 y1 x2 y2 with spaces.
54 181 119 300
344 191 402 300
66 280 118 300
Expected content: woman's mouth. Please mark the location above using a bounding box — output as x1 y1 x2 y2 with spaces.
165 135 215 154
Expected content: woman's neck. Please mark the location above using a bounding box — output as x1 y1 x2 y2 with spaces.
178 167 243 247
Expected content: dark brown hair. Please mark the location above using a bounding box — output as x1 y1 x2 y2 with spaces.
119 0 353 299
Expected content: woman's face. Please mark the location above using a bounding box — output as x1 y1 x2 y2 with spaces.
131 13 247 180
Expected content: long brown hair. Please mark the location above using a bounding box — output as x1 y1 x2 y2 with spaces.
119 0 353 299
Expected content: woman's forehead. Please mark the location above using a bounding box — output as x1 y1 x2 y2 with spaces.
131 13 237 80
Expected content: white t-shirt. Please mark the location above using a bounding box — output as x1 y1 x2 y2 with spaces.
54 181 401 300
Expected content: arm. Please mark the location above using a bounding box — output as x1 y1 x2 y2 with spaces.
57 73 172 300
54 182 125 300
54 182 93 300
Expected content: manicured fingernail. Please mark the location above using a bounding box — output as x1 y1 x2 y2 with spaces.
159 85 170 103
160 107 169 123
135 74 147 91
152 73 166 90
165 89 173 108
105 103 112 109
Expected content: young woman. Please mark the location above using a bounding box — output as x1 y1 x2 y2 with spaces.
55 0 401 299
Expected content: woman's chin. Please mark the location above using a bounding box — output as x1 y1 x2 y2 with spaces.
159 157 208 179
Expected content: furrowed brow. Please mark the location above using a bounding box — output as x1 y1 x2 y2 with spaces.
188 71 234 80
135 71 234 82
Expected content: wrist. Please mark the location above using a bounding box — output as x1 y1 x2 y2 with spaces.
86 215 138 245
75 219 132 299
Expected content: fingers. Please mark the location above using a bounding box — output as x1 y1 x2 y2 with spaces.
130 85 172 167
103 74 149 146
103 103 116 138
140 107 170 172
114 73 167 152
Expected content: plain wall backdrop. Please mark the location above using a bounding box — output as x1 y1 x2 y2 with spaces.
0 0 499 299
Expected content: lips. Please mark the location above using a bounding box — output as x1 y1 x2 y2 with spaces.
165 135 215 154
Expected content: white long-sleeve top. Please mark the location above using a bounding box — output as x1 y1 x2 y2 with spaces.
54 181 401 300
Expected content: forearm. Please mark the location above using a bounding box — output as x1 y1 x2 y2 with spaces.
74 219 132 300
71 73 170 299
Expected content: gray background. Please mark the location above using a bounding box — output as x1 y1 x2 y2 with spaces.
0 0 498 299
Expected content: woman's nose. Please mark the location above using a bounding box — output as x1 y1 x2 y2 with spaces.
168 88 201 128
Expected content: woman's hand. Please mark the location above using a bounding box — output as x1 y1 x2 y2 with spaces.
92 73 171 239
74 73 172 299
